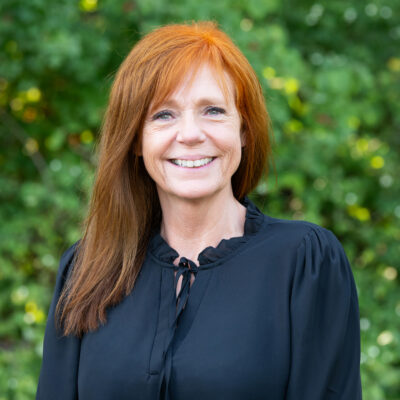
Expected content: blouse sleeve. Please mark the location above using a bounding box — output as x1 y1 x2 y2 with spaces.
285 227 362 399
36 241 81 400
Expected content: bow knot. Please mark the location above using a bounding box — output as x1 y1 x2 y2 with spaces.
174 257 199 322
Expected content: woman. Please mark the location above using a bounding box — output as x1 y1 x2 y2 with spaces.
36 22 362 399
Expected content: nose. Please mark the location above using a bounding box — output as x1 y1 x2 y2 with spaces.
175 111 206 145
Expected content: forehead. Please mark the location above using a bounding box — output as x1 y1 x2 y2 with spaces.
149 63 235 111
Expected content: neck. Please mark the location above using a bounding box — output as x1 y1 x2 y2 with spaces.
158 188 247 265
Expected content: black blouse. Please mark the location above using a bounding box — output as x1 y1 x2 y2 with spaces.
36 198 362 399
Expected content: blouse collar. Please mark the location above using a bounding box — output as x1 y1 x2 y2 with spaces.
148 196 265 266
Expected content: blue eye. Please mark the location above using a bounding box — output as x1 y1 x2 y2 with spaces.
153 110 173 121
205 107 225 116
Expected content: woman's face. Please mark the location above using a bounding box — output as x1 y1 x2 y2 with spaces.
141 63 244 203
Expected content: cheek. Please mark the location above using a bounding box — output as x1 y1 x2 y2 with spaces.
141 124 175 157
215 137 242 176
141 136 160 174
230 141 243 168
217 119 243 158
141 131 174 183
141 130 163 158
218 131 243 158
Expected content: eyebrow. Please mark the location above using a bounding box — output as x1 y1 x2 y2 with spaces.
152 96 228 111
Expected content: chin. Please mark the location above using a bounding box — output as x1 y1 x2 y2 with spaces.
166 183 224 202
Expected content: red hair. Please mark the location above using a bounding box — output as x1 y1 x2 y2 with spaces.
56 21 272 336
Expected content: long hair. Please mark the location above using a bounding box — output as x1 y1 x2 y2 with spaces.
56 21 272 337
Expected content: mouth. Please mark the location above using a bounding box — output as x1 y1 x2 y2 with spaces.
169 157 215 168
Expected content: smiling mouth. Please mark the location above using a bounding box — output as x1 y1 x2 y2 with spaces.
169 157 215 168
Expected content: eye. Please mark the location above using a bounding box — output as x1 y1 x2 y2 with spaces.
152 110 174 121
205 106 226 116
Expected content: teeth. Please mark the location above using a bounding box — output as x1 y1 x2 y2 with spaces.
171 157 213 168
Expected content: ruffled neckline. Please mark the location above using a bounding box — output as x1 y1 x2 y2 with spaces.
148 197 265 267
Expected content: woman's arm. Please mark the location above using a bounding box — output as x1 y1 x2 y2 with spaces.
36 242 81 400
285 227 362 399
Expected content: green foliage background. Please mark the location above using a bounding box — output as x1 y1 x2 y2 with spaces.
1 0 399 398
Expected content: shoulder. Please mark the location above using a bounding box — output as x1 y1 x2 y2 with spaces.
254 215 356 303
253 214 351 277
257 213 342 253
265 215 353 283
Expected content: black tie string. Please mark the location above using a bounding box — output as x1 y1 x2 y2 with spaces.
174 257 199 324
157 256 200 399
